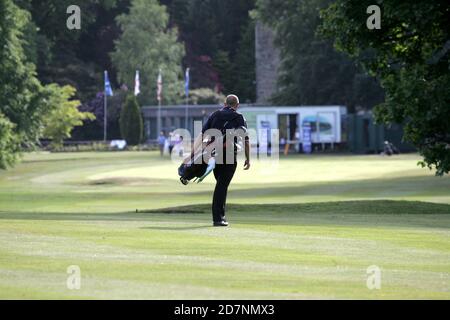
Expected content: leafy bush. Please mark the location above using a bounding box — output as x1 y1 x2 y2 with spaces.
48 142 158 153
42 84 95 147
50 142 111 153
0 113 21 169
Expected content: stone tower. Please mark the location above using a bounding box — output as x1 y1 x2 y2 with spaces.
255 21 280 105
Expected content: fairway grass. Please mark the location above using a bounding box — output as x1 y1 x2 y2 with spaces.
0 152 449 299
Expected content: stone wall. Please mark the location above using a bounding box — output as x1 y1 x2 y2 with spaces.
255 21 280 105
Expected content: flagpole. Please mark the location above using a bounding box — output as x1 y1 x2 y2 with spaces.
157 99 161 137
184 68 189 132
157 69 162 138
103 71 108 143
104 77 107 143
185 96 188 131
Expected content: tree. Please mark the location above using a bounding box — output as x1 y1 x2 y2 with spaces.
41 85 95 147
254 0 384 109
320 0 450 175
0 0 49 168
14 0 257 105
119 95 143 146
111 0 185 105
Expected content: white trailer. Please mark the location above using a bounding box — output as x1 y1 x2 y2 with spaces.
240 105 347 147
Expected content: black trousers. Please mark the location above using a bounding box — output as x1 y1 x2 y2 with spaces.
212 163 237 222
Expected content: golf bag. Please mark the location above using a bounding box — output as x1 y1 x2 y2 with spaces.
178 151 209 185
178 114 245 185
178 134 222 185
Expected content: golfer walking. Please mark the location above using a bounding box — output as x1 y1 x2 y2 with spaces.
192 95 251 226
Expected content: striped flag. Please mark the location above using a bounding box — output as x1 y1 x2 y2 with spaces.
157 69 162 103
134 70 140 96
184 68 190 98
104 71 113 97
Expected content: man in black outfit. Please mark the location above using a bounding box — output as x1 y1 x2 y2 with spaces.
191 95 250 227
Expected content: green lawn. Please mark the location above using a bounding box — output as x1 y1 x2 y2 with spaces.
0 151 449 299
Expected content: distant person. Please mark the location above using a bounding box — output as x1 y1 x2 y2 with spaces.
177 136 185 157
280 137 286 150
190 94 250 227
168 132 176 155
157 131 166 156
163 137 170 155
383 140 400 156
173 133 182 157
295 127 300 153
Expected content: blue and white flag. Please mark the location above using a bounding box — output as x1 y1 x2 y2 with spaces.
134 70 140 96
104 71 113 97
184 68 190 98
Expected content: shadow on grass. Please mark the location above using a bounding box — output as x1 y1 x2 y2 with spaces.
1 200 450 230
138 200 450 215
141 225 213 231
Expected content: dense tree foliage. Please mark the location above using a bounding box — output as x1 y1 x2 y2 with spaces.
119 95 143 146
254 0 384 110
320 0 450 175
0 0 48 167
2 0 257 168
15 0 124 102
14 0 256 105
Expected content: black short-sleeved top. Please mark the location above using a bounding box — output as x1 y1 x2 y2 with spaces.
202 106 248 161
202 106 247 134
